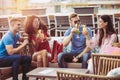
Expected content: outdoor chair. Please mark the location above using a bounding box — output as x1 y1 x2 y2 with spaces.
97 57 120 75
57 57 120 80
92 54 120 74
57 70 120 80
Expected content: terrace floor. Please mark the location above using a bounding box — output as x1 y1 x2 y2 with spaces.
6 73 57 80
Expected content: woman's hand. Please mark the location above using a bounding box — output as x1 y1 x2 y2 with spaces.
82 26 88 36
40 33 44 40
37 29 44 40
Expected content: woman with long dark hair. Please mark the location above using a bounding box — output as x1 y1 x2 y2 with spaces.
83 15 118 73
97 15 118 51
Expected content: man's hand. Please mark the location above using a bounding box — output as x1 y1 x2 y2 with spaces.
71 28 78 34
72 56 78 62
6 39 29 55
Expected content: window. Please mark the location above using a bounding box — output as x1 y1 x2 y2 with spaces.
55 5 61 13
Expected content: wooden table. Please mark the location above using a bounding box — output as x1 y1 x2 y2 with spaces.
27 67 87 80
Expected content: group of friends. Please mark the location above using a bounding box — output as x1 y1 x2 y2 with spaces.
0 12 119 80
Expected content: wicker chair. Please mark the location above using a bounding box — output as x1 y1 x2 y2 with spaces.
92 54 120 74
57 57 120 80
97 57 120 75
57 71 120 80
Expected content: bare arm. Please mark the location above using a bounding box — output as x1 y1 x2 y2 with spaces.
19 36 28 42
108 34 118 45
77 34 117 58
6 39 28 55
77 46 91 58
62 33 73 47
62 28 77 47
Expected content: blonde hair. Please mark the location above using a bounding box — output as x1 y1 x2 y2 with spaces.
9 18 21 26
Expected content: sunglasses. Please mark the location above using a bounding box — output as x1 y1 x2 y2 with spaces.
74 20 80 24
17 24 21 26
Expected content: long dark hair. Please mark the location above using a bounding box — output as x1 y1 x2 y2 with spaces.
98 15 117 47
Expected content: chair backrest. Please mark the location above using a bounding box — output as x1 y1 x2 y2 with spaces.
0 17 9 39
92 54 120 74
57 70 120 80
0 16 26 39
78 14 95 37
78 14 95 27
39 15 50 28
54 15 70 36
98 57 120 75
57 71 81 80
55 15 70 28
0 17 9 28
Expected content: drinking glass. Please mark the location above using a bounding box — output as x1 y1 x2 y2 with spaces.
75 24 80 38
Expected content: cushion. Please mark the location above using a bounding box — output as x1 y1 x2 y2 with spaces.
49 37 71 53
107 67 120 77
105 46 120 55
49 37 63 49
